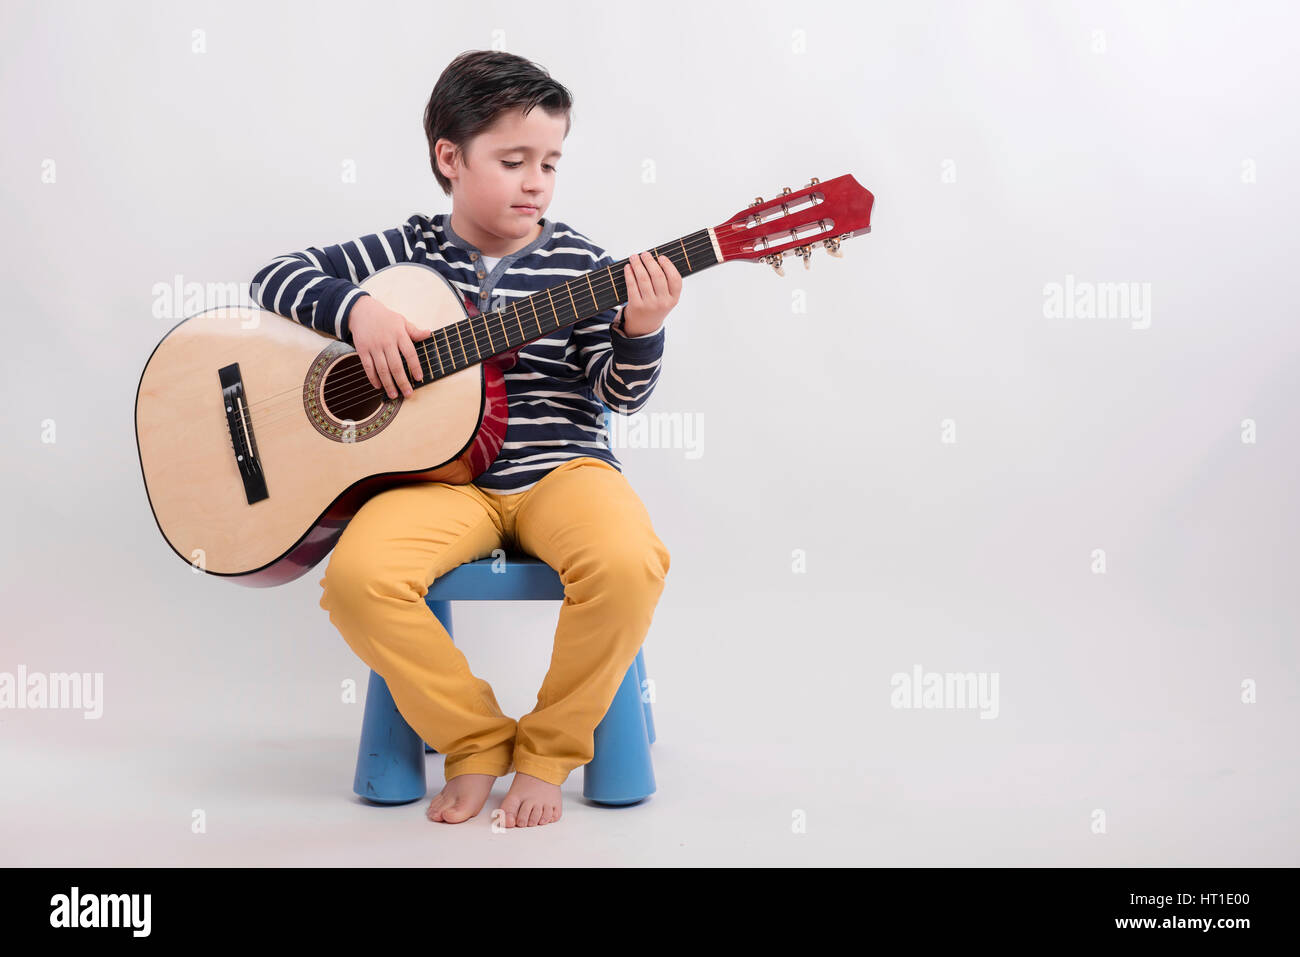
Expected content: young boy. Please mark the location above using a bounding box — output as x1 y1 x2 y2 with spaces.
249 50 680 828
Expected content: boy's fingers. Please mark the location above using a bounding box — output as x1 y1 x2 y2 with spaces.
645 252 669 297
657 254 681 297
399 336 422 382
359 352 379 391
631 252 653 294
385 344 414 397
372 352 397 399
653 253 677 294
624 262 641 301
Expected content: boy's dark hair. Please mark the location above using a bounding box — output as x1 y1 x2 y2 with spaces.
424 50 573 197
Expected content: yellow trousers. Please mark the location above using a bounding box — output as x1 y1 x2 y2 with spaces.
318 456 671 787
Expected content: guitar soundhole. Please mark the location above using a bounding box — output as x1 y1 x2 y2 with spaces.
303 344 400 443
322 353 386 422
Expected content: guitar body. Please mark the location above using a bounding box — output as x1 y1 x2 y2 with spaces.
135 262 511 586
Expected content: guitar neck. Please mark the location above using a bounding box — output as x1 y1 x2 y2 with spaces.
413 227 720 382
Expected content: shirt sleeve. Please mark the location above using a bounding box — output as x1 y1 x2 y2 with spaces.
570 251 666 415
248 215 429 346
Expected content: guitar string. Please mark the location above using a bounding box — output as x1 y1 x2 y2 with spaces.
243 255 683 436
243 227 807 439
246 221 828 421
243 234 726 429
246 227 827 436
242 234 720 418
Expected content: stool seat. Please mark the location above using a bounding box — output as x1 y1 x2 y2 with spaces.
425 552 567 601
353 550 657 809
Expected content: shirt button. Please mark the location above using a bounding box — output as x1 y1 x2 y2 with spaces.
477 270 485 278
470 252 478 260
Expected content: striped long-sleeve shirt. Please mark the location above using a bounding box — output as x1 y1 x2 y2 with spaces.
249 212 665 494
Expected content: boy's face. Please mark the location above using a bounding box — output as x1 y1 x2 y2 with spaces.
439 106 567 255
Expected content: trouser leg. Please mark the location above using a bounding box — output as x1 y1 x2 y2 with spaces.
318 481 517 781
508 458 671 786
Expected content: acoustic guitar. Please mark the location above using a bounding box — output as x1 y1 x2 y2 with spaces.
135 173 875 585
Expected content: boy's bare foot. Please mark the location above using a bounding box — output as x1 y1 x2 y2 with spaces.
426 772 497 823
498 771 562 827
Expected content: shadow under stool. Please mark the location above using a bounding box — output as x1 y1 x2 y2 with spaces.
352 552 657 807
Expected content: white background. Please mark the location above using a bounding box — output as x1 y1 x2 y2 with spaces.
2 0 1296 865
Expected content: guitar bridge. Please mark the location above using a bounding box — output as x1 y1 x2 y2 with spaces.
218 362 269 505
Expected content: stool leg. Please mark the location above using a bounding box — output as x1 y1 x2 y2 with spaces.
635 645 656 745
583 657 655 805
421 599 454 754
353 670 426 804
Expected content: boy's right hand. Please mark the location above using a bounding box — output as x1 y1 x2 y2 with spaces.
348 295 432 399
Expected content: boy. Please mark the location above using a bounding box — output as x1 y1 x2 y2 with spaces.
249 50 681 828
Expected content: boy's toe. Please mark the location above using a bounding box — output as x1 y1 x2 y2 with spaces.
498 795 520 828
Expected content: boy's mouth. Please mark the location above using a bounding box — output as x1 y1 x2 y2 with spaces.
512 205 539 214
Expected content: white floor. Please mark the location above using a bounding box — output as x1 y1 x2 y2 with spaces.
3 580 1295 867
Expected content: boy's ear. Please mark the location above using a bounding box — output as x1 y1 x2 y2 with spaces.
434 137 463 180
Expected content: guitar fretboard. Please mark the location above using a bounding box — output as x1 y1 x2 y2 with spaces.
414 228 718 382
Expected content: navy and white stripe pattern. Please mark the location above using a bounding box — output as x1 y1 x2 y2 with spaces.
250 213 666 493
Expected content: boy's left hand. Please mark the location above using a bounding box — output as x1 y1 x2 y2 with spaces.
620 250 681 337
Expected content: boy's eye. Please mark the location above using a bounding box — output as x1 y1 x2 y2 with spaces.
502 161 555 171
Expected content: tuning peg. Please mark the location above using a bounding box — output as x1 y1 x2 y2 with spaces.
748 196 763 208
763 252 785 276
781 186 792 195
805 177 820 189
822 236 843 258
793 245 813 269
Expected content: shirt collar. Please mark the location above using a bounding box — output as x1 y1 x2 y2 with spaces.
439 212 554 260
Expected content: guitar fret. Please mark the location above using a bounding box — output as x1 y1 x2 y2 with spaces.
417 339 434 380
544 287 558 336
454 323 469 366
441 327 456 371
436 335 447 376
493 311 509 352
431 331 447 376
447 326 460 368
469 316 488 360
511 303 526 343
564 279 578 324
417 228 718 379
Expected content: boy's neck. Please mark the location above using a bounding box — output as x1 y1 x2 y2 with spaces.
448 209 543 258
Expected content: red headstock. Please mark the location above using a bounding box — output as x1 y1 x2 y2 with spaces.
712 173 874 274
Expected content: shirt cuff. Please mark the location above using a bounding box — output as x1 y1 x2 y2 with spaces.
610 305 665 359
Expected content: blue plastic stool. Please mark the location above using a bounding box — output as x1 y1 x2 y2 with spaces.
353 552 657 807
